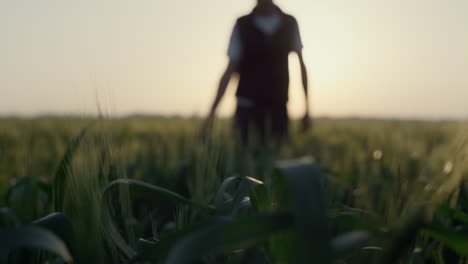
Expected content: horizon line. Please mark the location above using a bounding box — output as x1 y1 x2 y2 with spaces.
1 112 466 122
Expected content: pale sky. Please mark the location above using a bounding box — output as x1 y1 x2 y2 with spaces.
1 0 467 119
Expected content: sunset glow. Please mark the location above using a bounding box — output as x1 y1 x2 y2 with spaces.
1 0 467 119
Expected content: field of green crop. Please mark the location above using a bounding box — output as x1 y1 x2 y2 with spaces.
1 117 467 264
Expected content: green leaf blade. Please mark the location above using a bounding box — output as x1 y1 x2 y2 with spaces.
0 226 73 263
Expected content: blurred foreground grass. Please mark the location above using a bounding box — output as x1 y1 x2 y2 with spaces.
0 117 467 263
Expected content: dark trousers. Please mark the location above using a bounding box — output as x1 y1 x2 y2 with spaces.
234 104 289 145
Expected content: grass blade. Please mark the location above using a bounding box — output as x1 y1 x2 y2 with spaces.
331 231 370 257
249 184 270 212
101 179 214 259
379 207 426 264
436 205 468 224
276 156 332 264
214 177 263 216
130 218 226 263
215 177 240 209
424 224 468 257
164 212 294 264
53 127 88 211
230 177 263 216
0 226 73 263
102 179 213 211
33 212 74 256
0 207 21 227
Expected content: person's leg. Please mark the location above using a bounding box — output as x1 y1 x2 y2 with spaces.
252 107 267 145
270 104 289 145
234 106 252 145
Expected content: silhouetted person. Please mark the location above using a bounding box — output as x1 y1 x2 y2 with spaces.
202 0 311 145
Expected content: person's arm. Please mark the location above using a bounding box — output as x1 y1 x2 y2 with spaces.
201 60 239 133
291 17 311 131
297 50 312 131
207 60 239 118
298 51 309 116
201 21 241 137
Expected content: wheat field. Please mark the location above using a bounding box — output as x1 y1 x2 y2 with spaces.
0 117 467 263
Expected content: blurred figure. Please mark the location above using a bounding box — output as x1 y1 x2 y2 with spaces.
202 0 311 145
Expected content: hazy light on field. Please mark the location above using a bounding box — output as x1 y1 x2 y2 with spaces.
1 0 467 119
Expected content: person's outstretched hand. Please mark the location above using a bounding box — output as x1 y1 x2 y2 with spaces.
300 113 312 133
